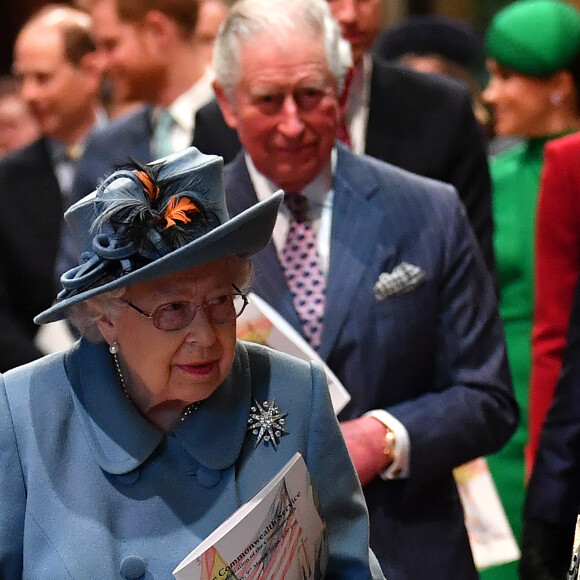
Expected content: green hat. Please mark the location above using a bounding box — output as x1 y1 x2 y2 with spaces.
485 0 580 77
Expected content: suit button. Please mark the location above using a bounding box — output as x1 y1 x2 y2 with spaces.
120 555 146 579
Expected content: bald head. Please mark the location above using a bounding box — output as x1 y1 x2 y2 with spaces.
19 4 95 66
13 4 100 144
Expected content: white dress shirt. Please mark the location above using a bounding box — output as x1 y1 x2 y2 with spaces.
345 54 372 155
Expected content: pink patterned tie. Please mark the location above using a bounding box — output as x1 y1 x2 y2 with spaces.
282 192 326 349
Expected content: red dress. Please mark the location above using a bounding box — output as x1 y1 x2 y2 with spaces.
528 131 580 474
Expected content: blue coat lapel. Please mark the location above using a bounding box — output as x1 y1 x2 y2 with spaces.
67 339 253 475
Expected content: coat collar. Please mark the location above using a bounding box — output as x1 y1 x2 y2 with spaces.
66 339 253 475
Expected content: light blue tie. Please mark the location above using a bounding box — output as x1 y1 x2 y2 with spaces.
153 109 175 159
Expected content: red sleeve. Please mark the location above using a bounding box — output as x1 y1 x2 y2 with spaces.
527 135 580 475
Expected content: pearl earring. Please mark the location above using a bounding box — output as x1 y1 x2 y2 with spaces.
109 341 119 355
551 93 563 106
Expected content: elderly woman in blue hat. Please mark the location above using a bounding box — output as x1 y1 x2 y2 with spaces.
0 147 384 579
481 1 580 579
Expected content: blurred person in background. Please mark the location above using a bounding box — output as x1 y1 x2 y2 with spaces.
0 4 103 372
192 0 232 69
375 15 493 139
481 1 580 578
76 0 231 120
58 0 232 285
528 131 580 480
0 75 39 158
521 241 580 578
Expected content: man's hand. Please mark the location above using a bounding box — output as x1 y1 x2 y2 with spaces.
340 416 393 486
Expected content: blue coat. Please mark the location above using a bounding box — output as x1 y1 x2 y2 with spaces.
224 144 518 579
0 339 383 579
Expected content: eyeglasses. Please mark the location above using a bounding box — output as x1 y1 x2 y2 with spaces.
122 284 249 332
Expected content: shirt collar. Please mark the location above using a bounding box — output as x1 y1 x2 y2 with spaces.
245 147 336 211
153 70 215 136
46 107 108 163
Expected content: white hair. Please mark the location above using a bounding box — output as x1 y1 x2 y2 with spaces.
213 0 352 100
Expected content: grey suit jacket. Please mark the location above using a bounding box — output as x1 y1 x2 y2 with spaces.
224 144 518 579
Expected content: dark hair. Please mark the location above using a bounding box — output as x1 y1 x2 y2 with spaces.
568 50 580 110
116 0 201 36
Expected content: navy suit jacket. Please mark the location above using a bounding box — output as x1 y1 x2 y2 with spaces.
224 144 517 579
0 138 64 371
193 59 496 281
71 105 153 204
525 277 580 527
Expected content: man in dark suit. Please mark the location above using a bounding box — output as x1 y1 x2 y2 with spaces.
211 0 518 578
193 0 496 280
0 5 102 371
521 276 580 579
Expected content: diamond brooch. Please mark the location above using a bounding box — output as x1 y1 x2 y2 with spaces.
247 399 288 448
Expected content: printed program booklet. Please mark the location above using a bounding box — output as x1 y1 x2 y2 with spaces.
173 453 325 580
236 293 351 415
454 457 521 570
566 515 580 579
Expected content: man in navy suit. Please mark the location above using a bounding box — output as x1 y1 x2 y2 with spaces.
212 0 518 578
520 276 580 579
0 5 102 371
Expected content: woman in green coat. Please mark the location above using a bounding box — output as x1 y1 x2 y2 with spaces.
481 2 580 578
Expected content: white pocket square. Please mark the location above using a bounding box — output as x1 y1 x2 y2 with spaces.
373 262 427 301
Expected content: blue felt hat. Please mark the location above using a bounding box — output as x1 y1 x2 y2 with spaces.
35 147 282 324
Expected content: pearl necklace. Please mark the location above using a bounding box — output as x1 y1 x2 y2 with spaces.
111 352 200 421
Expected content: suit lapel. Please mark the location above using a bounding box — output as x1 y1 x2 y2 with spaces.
21 138 64 235
319 145 393 360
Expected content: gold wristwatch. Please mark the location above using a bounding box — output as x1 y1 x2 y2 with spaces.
383 427 397 466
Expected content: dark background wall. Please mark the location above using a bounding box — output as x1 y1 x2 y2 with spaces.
0 0 72 75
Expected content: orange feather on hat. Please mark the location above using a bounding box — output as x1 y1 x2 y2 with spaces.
164 196 200 228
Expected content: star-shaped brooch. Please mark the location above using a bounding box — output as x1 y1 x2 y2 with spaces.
247 398 288 448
